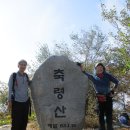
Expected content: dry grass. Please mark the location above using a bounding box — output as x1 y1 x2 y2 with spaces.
27 122 39 130
85 115 99 128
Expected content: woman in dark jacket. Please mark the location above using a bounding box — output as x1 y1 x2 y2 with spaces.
80 63 119 130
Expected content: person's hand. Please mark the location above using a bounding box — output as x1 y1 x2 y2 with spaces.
77 62 84 71
77 62 82 67
8 101 12 112
109 90 114 97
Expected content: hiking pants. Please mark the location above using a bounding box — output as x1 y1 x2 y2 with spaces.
98 97 113 130
11 99 29 130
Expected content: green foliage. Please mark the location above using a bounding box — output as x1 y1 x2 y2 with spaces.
0 113 11 126
28 112 37 121
34 26 108 67
101 2 130 73
33 43 52 71
0 82 8 113
85 83 98 126
101 1 130 102
0 112 37 126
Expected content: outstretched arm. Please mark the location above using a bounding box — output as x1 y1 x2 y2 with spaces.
82 71 95 82
77 62 95 82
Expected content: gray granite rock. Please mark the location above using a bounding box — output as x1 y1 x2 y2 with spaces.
31 56 88 130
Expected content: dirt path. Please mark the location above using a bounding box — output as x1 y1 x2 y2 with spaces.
0 125 10 130
0 123 38 130
0 125 125 130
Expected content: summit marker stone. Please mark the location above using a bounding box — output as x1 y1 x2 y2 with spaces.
31 56 88 130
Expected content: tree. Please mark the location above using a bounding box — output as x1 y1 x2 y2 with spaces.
101 1 130 73
0 81 8 113
55 27 108 65
101 0 130 112
27 43 52 78
34 27 108 67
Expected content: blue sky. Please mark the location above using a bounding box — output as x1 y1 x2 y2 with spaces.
0 0 124 82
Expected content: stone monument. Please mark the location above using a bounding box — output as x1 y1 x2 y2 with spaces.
31 56 88 130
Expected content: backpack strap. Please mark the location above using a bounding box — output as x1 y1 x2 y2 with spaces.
25 73 30 85
12 73 17 101
25 73 31 116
